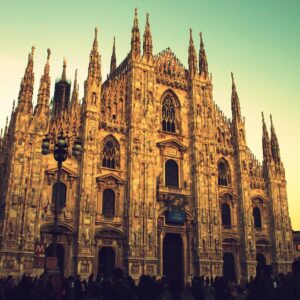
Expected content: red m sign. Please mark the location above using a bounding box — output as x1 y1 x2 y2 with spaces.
34 242 45 256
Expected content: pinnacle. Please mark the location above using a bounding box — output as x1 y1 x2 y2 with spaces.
47 48 51 60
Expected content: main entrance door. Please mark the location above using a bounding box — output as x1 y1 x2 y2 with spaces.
223 252 235 279
163 233 184 284
256 253 266 271
98 247 115 278
45 243 65 275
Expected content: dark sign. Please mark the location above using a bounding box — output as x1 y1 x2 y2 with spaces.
168 210 185 223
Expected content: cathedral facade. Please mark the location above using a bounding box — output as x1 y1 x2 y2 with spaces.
0 10 294 283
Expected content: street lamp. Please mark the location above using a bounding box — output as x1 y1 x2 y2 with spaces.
41 131 82 272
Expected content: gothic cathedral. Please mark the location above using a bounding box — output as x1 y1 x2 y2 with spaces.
0 10 294 283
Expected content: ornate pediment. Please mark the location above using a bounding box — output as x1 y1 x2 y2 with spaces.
96 173 124 187
45 166 77 184
154 48 188 82
156 139 187 153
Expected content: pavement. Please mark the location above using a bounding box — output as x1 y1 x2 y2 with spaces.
164 290 248 299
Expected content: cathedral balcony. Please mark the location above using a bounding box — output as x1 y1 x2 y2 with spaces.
221 224 238 233
95 213 123 226
157 184 191 200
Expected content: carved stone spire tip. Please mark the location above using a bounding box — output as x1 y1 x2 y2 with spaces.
47 48 51 60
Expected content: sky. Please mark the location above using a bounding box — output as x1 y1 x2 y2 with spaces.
0 0 299 229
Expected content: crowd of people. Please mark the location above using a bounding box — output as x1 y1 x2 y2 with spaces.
0 260 299 300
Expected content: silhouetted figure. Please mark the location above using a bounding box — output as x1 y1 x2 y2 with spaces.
169 280 183 300
247 265 274 300
110 267 135 300
191 276 205 300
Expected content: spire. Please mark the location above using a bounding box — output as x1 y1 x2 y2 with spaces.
231 72 241 120
35 49 51 113
110 37 116 73
71 69 79 107
4 117 8 136
188 29 198 78
262 112 272 161
142 12 153 61
270 114 281 163
131 8 141 59
87 27 101 83
17 46 35 113
62 57 67 81
199 32 209 78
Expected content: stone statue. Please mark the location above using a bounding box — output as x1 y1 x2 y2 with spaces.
85 194 91 213
148 232 153 247
215 238 219 251
134 202 139 217
83 228 90 245
148 203 153 219
27 221 34 240
8 222 15 239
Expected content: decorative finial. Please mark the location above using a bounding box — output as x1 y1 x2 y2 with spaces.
63 57 67 67
31 46 35 55
47 48 51 60
190 28 192 37
270 114 273 126
261 111 265 121
231 72 234 82
75 68 78 80
95 27 98 37
200 32 204 48
135 7 138 17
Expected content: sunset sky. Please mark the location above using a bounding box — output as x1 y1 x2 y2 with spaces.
0 0 299 229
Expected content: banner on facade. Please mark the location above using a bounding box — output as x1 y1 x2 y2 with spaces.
168 210 185 223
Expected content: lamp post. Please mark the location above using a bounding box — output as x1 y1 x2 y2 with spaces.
41 131 82 271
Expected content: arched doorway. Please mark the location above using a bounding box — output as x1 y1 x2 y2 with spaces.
98 247 115 278
256 253 266 271
163 233 183 284
223 252 235 279
45 243 65 275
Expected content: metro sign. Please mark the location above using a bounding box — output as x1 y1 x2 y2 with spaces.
34 242 45 256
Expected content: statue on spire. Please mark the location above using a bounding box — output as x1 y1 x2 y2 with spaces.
131 8 141 59
199 32 209 78
87 27 101 84
231 72 241 121
262 112 272 162
17 46 35 114
188 29 198 78
71 69 79 108
270 115 281 164
110 37 116 73
142 12 153 62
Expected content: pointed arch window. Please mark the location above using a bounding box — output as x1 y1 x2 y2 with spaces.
102 189 115 217
52 182 67 211
218 160 231 186
102 136 120 169
165 159 179 187
221 203 231 228
253 207 262 229
162 95 176 133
